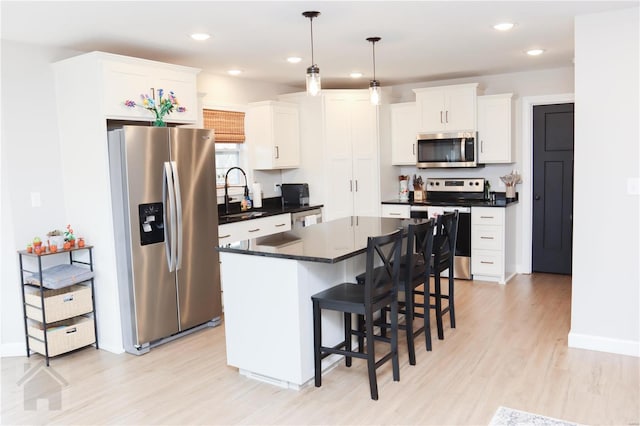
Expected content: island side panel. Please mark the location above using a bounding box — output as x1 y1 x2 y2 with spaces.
296 255 366 384
221 252 357 387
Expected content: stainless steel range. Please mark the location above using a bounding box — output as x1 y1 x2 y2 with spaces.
410 178 485 280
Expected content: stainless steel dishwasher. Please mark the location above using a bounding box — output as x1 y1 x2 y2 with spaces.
291 208 323 228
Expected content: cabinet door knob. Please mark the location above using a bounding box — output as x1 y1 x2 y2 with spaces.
535 194 541 200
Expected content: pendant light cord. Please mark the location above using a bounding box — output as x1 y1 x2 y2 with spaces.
309 17 315 66
372 41 376 80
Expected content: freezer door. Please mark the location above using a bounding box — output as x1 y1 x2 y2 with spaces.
122 126 180 344
170 128 221 331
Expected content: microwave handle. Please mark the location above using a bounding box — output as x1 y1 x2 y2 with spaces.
461 138 466 161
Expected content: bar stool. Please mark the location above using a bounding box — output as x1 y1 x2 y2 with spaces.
430 211 459 340
357 219 436 364
311 229 403 400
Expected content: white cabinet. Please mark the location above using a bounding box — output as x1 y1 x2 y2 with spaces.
390 102 418 165
381 204 411 219
102 59 198 123
471 207 515 284
413 83 478 133
477 93 514 164
247 101 300 170
279 90 380 222
218 214 291 245
323 92 380 221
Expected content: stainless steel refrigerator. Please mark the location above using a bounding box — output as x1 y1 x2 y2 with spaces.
108 126 221 355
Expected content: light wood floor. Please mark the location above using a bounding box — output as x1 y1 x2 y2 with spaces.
2 273 639 425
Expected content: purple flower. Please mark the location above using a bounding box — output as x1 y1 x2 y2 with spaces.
124 100 136 107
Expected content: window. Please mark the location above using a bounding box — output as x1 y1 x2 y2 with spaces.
203 108 246 188
215 144 241 186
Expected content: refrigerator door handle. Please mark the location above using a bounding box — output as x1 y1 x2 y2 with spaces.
171 161 183 271
163 162 177 272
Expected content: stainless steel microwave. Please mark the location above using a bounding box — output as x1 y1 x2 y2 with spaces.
416 131 478 168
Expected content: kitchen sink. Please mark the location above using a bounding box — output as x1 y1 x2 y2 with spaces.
221 211 266 220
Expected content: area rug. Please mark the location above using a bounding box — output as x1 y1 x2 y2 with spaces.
489 406 581 426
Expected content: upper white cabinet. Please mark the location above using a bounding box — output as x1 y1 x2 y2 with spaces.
477 93 514 164
279 90 380 222
246 101 300 170
102 60 198 123
323 92 380 221
413 83 478 133
390 102 418 165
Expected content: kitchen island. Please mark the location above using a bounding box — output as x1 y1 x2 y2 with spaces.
217 216 418 389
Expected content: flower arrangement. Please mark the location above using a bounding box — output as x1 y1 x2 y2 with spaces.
124 89 186 127
64 224 75 242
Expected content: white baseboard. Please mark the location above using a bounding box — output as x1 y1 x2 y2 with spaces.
1 342 124 358
568 331 640 357
1 342 27 358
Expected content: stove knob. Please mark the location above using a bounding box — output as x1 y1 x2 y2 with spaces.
435 182 440 186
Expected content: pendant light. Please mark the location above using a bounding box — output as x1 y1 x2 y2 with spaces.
303 11 321 96
367 37 381 105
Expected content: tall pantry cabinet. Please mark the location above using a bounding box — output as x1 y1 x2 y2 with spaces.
280 90 380 222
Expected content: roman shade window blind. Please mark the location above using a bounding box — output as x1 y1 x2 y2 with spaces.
203 109 245 143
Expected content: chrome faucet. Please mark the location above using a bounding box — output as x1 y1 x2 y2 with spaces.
224 167 249 214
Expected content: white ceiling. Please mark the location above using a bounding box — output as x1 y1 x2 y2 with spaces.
1 1 637 90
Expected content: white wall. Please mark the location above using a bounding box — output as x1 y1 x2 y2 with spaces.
570 7 639 357
0 41 83 355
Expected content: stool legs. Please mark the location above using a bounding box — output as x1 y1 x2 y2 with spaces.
344 312 352 367
312 299 322 387
448 272 456 328
433 274 445 340
365 308 379 400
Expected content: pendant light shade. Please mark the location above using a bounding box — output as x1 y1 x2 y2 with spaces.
303 11 321 96
367 37 381 105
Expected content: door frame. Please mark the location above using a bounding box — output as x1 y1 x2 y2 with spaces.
520 93 574 274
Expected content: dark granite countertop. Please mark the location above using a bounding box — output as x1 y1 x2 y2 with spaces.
217 216 428 263
382 192 519 208
218 197 323 225
382 198 518 208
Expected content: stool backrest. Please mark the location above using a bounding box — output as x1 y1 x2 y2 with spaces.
406 219 436 282
363 229 403 304
434 211 459 265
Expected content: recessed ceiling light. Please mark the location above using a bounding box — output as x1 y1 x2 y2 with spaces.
527 49 545 56
350 72 363 79
287 57 302 64
227 69 242 76
191 33 210 41
493 22 514 31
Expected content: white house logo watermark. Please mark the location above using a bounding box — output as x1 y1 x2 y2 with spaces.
16 363 68 411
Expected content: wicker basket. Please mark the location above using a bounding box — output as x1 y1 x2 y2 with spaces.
24 285 92 323
28 316 95 357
